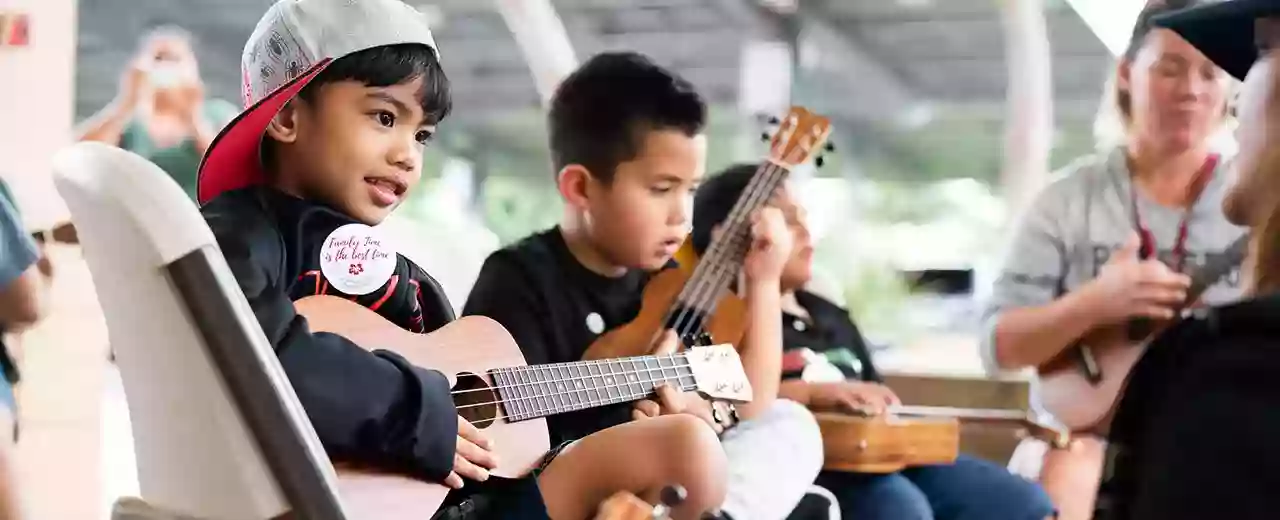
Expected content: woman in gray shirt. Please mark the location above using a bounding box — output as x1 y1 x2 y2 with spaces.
981 2 1245 518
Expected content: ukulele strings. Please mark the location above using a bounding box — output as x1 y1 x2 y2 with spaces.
449 362 701 420
445 355 694 397
668 162 787 337
669 161 790 341
667 161 786 329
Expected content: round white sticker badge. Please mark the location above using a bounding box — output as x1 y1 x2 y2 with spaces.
319 223 398 296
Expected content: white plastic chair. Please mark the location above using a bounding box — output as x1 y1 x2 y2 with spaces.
52 142 346 520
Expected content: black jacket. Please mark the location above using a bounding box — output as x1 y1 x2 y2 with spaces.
1099 293 1280 520
202 187 457 481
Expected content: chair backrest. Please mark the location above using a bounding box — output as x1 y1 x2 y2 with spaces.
52 142 345 520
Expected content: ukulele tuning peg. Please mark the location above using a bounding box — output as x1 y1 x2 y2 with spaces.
824 141 835 152
760 132 771 142
815 155 826 168
754 113 781 126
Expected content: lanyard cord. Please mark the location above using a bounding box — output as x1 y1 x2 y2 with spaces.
1128 154 1218 272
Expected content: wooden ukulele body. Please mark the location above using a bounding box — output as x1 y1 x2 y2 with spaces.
1036 233 1248 433
1037 325 1149 434
817 412 959 473
296 296 550 519
816 405 1069 474
583 267 748 359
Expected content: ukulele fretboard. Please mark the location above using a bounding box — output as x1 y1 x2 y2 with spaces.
491 354 698 422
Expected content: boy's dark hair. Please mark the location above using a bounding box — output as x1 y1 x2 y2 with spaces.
298 43 452 124
262 43 451 170
548 51 706 183
691 163 758 256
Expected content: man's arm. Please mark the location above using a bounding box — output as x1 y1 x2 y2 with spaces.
207 210 457 480
0 194 47 330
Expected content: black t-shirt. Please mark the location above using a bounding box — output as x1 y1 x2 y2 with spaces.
202 186 458 481
1098 293 1280 520
781 290 881 383
463 227 659 445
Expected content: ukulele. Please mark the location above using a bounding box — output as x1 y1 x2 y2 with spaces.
293 296 753 518
583 106 834 360
1037 234 1250 433
817 405 1069 473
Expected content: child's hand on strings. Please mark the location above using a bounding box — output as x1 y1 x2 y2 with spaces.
632 330 724 433
443 415 499 489
742 207 793 284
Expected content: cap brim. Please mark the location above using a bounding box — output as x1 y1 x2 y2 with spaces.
1154 1 1276 81
196 59 333 205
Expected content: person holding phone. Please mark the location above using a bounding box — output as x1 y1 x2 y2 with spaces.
77 26 238 202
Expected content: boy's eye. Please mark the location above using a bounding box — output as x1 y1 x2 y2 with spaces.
415 130 433 145
375 111 395 127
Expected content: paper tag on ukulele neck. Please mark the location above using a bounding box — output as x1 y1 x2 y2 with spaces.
320 223 397 296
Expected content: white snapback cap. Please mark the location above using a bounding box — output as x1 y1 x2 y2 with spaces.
197 0 440 205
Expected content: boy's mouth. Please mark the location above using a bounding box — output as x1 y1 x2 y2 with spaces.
364 176 407 207
658 237 682 255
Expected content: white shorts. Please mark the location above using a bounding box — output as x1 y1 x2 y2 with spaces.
718 399 825 520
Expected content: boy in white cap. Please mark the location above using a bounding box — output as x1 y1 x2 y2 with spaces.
198 1 728 519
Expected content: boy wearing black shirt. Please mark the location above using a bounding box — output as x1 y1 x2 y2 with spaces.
691 164 1055 520
464 52 826 520
198 2 727 519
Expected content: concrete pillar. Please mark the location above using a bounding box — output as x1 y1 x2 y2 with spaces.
492 0 578 108
999 0 1054 217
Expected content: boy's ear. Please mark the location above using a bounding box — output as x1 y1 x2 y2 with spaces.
264 100 302 144
556 164 594 209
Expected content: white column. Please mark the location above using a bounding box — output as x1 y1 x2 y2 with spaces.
0 3 113 519
493 0 578 108
0 0 75 231
999 0 1054 216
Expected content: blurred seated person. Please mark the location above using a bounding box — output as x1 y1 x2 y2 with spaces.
0 176 53 520
691 164 1055 520
76 26 237 201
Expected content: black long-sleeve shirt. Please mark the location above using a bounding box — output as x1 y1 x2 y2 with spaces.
202 186 457 481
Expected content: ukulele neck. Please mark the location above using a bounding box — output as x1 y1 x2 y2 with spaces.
491 353 698 422
665 161 793 333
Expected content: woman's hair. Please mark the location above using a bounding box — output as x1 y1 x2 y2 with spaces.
1247 149 1280 295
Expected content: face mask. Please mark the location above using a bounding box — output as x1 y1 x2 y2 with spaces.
148 63 189 89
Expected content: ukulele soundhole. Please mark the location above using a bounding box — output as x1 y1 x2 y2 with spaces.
665 306 712 347
453 372 499 428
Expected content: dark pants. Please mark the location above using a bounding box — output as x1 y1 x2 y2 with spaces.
815 455 1054 520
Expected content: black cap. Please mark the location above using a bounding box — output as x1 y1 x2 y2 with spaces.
1154 0 1280 81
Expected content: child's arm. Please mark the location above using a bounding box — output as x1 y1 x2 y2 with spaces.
734 208 794 419
207 211 459 481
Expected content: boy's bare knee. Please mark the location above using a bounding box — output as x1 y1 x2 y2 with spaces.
651 415 728 513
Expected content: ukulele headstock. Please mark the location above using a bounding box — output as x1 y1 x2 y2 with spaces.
765 106 834 169
685 344 753 402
